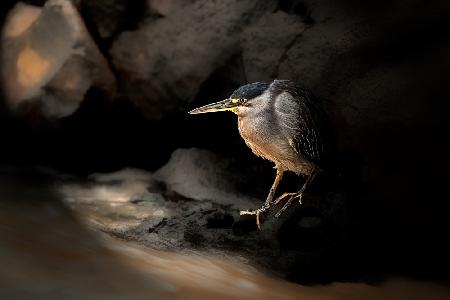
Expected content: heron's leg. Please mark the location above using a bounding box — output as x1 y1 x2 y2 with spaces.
274 194 301 218
273 192 298 205
265 168 284 206
240 168 284 230
274 168 317 218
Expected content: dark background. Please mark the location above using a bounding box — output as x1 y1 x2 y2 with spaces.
1 0 450 284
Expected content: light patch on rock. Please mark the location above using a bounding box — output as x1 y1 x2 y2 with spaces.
16 47 50 88
2 3 41 38
61 168 154 204
90 167 154 183
155 148 257 208
58 168 166 232
1 0 116 119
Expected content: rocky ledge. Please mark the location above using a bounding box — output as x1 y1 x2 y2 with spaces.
59 147 348 281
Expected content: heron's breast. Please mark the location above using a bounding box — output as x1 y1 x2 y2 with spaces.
237 116 314 174
238 117 288 160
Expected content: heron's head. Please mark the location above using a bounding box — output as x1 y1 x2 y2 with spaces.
188 82 270 117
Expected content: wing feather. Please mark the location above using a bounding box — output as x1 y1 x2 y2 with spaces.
273 81 328 167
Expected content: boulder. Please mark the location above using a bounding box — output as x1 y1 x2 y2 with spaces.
1 0 116 119
241 11 306 83
110 0 267 120
154 148 258 207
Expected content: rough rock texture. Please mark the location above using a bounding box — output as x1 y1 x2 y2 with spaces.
61 148 348 279
110 0 270 119
154 148 258 207
1 0 116 119
241 11 307 83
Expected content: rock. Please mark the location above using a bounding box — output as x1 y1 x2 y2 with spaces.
59 171 346 280
80 0 130 39
110 0 266 120
80 0 147 39
54 148 348 279
60 168 163 231
1 0 116 119
154 148 258 208
89 167 155 184
241 11 306 82
147 0 194 17
153 148 347 234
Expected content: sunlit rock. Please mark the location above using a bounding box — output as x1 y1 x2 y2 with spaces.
154 148 257 207
60 168 163 231
2 2 41 38
1 0 116 119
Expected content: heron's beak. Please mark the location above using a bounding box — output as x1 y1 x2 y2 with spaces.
188 99 237 114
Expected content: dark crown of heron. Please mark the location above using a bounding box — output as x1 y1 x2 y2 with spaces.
229 82 270 101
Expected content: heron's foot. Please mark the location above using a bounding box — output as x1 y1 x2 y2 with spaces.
240 205 270 230
273 192 303 218
273 192 303 205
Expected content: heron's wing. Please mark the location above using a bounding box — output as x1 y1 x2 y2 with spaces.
274 87 326 165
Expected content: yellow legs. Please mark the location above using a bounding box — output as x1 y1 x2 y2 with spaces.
240 168 284 229
240 167 318 230
273 168 317 218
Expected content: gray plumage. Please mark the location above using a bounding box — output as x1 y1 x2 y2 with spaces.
235 80 329 175
189 79 332 228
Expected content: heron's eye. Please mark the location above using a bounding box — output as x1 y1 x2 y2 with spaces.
230 98 246 105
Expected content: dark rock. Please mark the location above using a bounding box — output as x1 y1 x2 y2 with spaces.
110 0 267 120
80 0 147 40
147 217 167 233
241 11 306 82
232 214 259 235
147 0 195 17
206 211 234 229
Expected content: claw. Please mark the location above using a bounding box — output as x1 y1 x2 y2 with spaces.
274 192 303 218
298 193 303 205
240 208 265 230
256 211 261 230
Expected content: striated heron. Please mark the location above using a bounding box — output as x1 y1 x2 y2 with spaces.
189 80 331 229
